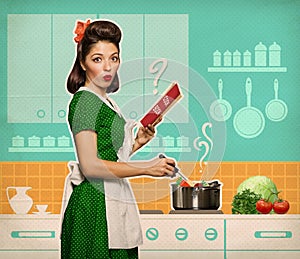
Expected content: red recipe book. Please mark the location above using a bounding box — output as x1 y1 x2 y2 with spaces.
140 82 183 127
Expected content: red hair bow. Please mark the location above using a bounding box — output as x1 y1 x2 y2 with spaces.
74 19 91 43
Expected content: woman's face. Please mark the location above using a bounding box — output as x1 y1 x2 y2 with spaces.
81 40 120 96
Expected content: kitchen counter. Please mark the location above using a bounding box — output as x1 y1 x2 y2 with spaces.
0 214 299 259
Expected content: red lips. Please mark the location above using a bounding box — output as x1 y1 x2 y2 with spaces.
103 75 112 81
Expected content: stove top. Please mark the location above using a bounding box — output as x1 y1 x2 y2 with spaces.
139 210 164 214
169 210 223 214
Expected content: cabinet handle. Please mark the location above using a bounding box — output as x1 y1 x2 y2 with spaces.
36 109 46 118
57 109 66 118
11 231 55 238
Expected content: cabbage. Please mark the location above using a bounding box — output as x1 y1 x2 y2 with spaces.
237 176 278 203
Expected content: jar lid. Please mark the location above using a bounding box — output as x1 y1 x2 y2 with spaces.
58 135 70 140
28 135 40 140
43 135 55 140
223 50 231 55
255 42 267 50
12 135 24 140
269 42 281 50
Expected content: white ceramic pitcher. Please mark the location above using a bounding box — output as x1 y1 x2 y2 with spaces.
6 187 33 214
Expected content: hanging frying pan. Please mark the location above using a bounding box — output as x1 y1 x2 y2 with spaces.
209 79 232 121
233 77 265 138
265 79 288 122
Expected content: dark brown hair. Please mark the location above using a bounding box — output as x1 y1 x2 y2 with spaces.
67 20 122 94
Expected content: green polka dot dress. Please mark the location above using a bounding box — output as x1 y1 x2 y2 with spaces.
61 90 138 258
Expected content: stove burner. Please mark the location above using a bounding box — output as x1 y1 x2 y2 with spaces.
169 210 223 214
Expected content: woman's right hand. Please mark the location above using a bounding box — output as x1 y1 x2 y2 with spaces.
146 157 176 177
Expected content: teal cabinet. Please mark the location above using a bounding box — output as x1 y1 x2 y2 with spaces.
8 15 52 123
52 14 96 123
99 14 144 120
144 14 189 123
7 14 97 123
100 14 189 123
7 14 188 123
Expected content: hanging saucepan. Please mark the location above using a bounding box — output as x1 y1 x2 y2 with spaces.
265 79 288 122
233 77 265 138
209 79 232 121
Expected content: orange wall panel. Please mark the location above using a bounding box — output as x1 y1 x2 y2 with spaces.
0 161 299 215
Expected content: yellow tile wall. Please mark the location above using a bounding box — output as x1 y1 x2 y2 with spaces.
0 161 299 214
1 162 68 214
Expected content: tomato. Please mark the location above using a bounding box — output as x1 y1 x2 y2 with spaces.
273 200 290 214
256 199 273 214
180 180 190 187
193 182 202 188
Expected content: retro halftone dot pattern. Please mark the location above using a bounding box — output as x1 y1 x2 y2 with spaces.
68 90 125 161
61 179 138 258
62 89 139 257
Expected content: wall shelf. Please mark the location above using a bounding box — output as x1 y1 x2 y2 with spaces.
8 147 74 153
139 147 191 153
8 147 191 153
208 67 287 72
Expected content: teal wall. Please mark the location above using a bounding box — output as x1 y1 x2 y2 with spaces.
0 0 299 161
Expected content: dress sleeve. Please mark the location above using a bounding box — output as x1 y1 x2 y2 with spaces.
68 91 103 135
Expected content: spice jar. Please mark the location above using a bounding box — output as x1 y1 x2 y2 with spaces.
255 42 267 66
269 42 281 66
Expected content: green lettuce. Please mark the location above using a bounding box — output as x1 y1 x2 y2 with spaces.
237 176 278 203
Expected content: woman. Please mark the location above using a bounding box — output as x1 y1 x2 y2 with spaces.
61 20 175 258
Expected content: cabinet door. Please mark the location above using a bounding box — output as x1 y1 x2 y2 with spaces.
52 14 97 123
7 14 51 123
99 14 189 123
99 14 144 120
144 14 189 123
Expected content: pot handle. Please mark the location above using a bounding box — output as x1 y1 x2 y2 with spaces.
192 188 200 196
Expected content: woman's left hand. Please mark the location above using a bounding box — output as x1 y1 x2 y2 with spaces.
133 116 162 151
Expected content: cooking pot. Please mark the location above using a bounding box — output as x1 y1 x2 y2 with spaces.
170 180 222 210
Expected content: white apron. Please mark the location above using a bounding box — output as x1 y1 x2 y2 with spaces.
60 88 143 249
